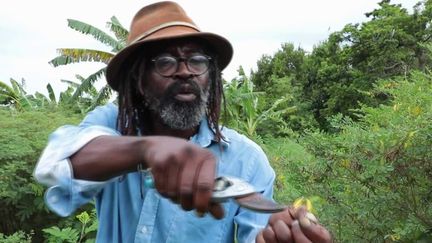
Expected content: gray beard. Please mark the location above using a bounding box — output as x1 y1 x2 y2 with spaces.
143 81 210 130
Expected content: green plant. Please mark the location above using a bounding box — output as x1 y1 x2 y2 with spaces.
299 71 432 242
0 231 33 243
49 16 129 113
0 108 82 240
43 210 98 243
224 67 296 140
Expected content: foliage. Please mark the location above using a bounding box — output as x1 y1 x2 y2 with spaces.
43 210 97 243
49 16 129 112
2 1 432 242
295 71 432 242
251 0 432 131
251 43 318 132
262 136 315 204
223 67 296 140
0 231 32 243
0 108 82 240
0 79 37 111
0 16 126 242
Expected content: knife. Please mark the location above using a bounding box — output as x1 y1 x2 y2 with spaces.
212 176 286 213
143 173 286 213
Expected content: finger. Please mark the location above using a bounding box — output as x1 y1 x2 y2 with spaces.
179 150 198 211
209 202 224 220
166 157 182 200
273 220 293 243
292 206 308 220
152 163 168 197
305 212 318 224
291 220 312 243
193 154 215 213
262 226 278 243
269 208 294 227
256 231 265 243
298 217 332 243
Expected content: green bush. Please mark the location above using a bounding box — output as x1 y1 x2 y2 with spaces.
0 108 82 240
297 71 432 242
0 231 32 243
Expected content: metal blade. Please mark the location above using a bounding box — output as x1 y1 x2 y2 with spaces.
211 176 256 203
235 193 287 213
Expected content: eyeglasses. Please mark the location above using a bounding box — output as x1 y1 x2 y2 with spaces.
151 54 212 77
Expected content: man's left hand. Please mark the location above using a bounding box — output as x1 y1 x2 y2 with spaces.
256 206 332 243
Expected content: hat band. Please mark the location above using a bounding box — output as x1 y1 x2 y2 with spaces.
129 21 201 45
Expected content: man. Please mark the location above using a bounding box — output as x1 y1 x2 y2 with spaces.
34 1 331 242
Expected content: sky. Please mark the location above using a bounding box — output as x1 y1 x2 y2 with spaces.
0 0 420 95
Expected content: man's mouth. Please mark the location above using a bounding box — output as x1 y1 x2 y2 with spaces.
173 85 199 102
174 92 197 101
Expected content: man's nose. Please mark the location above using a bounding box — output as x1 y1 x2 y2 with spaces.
173 60 194 79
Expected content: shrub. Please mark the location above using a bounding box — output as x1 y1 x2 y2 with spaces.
299 71 432 241
0 108 82 240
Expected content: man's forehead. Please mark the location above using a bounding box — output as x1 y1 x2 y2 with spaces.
163 41 205 53
151 39 207 55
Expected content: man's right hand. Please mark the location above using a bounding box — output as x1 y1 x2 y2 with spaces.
143 136 224 219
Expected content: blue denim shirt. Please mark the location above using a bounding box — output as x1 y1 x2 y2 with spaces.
34 103 276 243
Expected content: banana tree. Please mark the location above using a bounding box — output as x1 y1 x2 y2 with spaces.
0 78 36 111
49 16 128 110
223 67 296 139
57 74 112 114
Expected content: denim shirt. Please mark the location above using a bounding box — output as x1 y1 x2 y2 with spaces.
34 103 276 243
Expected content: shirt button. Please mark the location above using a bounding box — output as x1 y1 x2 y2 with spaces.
141 226 148 234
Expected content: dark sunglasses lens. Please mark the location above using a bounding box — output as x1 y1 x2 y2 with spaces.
155 56 177 75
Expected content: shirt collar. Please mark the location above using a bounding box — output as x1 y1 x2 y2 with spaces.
190 119 230 148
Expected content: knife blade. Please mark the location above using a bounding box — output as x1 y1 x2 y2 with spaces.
142 172 286 213
212 176 287 213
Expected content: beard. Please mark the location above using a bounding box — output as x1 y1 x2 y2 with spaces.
142 79 210 130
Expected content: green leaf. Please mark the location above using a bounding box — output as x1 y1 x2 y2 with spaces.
67 19 123 51
49 49 113 66
107 16 128 50
46 83 57 103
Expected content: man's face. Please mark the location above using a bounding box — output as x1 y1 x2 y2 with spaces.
140 41 211 130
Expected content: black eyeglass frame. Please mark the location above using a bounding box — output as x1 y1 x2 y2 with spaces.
150 54 213 77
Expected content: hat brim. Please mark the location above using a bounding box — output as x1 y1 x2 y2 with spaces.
106 31 233 91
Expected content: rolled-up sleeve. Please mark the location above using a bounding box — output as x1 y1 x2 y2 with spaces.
33 104 120 216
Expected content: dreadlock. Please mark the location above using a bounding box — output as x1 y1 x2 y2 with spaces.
116 42 226 143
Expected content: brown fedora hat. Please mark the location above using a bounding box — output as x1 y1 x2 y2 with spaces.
106 1 233 91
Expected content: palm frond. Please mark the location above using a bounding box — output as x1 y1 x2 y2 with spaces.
9 78 22 95
67 19 123 52
0 80 18 99
86 85 112 112
9 78 36 109
60 79 80 88
34 92 50 107
70 67 106 102
107 16 128 51
75 74 86 82
0 93 11 104
52 48 114 66
49 49 114 67
46 83 57 103
58 86 75 105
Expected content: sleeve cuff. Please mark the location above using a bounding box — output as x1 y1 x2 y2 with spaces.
34 125 120 216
